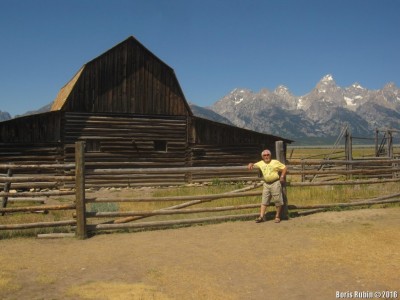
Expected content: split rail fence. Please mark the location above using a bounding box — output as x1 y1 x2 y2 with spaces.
1 142 400 239
0 162 76 234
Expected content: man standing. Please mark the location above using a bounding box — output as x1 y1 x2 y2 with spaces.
248 149 287 223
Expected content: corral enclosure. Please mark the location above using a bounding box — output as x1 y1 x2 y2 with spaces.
1 142 400 239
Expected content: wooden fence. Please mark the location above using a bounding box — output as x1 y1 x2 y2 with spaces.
1 141 400 239
0 162 76 234
288 157 400 183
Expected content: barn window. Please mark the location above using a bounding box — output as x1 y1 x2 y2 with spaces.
86 140 101 152
154 140 167 152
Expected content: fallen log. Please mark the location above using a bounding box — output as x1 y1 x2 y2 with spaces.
106 183 263 224
37 233 75 239
89 213 258 231
349 192 400 203
295 208 326 216
88 190 262 203
86 203 260 218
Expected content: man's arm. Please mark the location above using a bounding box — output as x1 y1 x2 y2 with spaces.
280 166 287 182
248 163 260 170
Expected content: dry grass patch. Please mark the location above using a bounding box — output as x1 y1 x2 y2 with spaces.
0 271 21 293
298 211 400 289
287 182 400 206
145 265 239 300
66 281 172 300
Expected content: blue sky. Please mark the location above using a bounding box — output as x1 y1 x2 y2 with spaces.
0 0 399 117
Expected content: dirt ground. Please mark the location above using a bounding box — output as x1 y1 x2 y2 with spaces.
1 206 399 300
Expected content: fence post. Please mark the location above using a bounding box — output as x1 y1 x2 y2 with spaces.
275 141 288 220
75 141 87 239
387 130 393 158
1 168 12 216
375 128 379 157
345 128 353 180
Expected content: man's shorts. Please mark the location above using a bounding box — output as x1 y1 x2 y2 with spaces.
261 180 283 207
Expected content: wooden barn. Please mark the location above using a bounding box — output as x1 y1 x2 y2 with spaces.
0 36 291 187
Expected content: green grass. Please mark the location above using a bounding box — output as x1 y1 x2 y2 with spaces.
288 144 399 159
118 181 400 223
113 183 260 223
0 197 75 239
2 181 399 239
286 182 400 206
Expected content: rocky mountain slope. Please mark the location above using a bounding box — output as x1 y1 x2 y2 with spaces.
189 102 233 125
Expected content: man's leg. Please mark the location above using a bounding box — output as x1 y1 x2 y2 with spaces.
275 205 282 222
271 181 283 222
260 204 267 218
258 183 271 220
255 204 268 222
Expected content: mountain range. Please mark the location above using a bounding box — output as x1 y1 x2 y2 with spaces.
0 111 11 122
1 74 399 145
195 74 400 144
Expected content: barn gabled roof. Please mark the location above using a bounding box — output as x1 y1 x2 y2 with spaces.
50 36 193 116
51 66 84 111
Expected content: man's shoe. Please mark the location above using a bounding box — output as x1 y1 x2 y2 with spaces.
255 216 265 223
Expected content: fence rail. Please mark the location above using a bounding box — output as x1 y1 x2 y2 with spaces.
0 162 77 235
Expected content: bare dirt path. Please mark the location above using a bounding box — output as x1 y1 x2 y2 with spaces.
1 207 399 300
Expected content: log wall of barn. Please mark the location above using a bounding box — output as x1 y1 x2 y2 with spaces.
61 38 191 116
63 112 188 166
62 112 189 187
0 111 64 166
0 143 63 165
0 111 62 143
189 117 287 166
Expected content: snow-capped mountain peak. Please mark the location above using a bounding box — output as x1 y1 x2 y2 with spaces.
321 74 334 82
314 74 340 95
351 83 365 90
228 88 252 105
274 85 290 95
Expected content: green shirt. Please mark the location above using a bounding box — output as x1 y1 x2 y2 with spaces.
254 159 286 182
